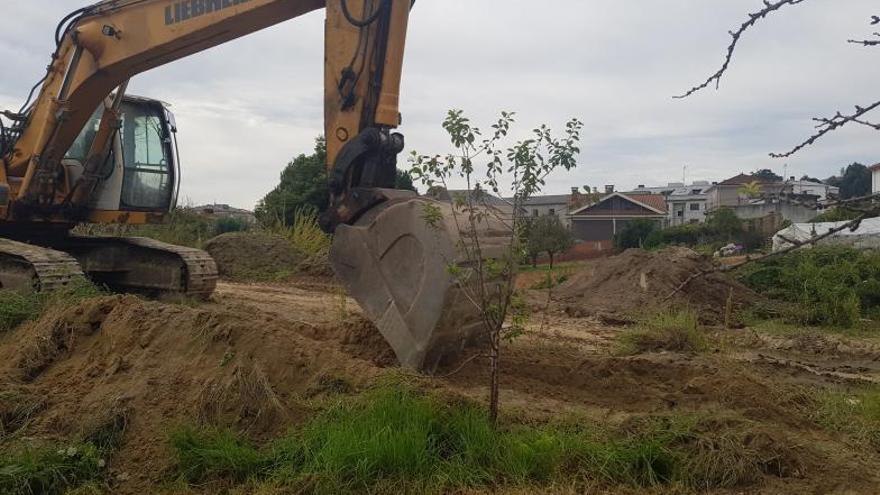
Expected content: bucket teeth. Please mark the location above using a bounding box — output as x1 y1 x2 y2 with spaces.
330 198 511 372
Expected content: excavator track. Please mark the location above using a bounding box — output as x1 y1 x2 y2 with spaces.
53 236 218 299
0 238 86 291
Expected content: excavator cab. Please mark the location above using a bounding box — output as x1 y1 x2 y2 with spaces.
63 96 180 214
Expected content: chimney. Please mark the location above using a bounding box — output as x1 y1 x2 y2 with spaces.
604 185 615 194
571 187 579 194
637 184 645 189
790 176 795 181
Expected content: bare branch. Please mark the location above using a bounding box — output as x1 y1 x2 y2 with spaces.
769 100 880 158
675 0 807 99
847 33 880 46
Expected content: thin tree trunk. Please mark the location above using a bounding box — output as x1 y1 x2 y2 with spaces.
488 327 500 426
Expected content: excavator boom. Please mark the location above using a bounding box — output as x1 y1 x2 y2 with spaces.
0 0 500 371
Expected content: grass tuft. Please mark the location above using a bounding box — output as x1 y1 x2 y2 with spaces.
0 278 104 333
169 425 268 483
814 386 880 451
0 442 107 495
617 308 707 355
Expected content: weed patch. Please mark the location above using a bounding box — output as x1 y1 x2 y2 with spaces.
0 279 103 332
737 246 880 328
814 386 880 451
0 442 107 495
169 384 797 493
617 308 707 355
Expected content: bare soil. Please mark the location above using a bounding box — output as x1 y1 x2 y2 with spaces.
554 247 760 323
0 255 878 493
203 232 300 280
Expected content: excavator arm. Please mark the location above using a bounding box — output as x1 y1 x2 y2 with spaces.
2 0 409 228
0 0 506 372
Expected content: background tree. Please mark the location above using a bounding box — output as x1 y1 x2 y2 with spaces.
706 207 743 241
256 136 417 226
527 216 575 268
411 109 582 425
614 219 659 250
255 137 328 226
737 180 762 200
824 163 871 199
753 169 782 181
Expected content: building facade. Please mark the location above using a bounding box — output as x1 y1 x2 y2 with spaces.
630 181 711 226
568 192 667 252
872 164 880 194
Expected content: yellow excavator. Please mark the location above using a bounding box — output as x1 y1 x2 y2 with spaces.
0 0 507 371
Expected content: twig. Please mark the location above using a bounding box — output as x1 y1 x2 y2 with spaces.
675 0 807 99
435 353 487 379
848 32 880 46
770 100 880 158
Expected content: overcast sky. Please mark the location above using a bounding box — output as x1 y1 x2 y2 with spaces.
2 1 878 209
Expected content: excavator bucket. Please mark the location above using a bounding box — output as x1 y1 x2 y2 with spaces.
330 196 512 372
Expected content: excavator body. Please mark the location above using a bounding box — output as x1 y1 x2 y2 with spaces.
0 0 508 371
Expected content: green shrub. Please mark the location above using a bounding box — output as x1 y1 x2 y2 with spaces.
736 246 880 327
214 217 250 235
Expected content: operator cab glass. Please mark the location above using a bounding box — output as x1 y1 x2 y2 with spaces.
119 100 175 210
65 98 177 211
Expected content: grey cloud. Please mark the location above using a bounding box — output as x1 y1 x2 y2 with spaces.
1 1 878 209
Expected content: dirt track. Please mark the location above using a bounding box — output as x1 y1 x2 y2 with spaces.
2 278 880 494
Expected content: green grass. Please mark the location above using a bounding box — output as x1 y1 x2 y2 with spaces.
0 405 128 495
814 386 880 451
168 384 795 494
0 442 107 495
0 279 104 332
617 308 707 355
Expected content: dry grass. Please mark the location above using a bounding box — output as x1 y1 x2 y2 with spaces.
617 308 707 355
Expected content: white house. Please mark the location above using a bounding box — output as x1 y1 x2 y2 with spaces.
872 163 880 194
630 181 711 226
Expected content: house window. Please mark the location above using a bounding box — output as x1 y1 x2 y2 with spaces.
548 208 556 216
689 203 700 211
677 210 684 217
532 209 539 217
691 189 701 195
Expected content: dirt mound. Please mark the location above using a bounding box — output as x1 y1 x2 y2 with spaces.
555 247 759 322
204 232 300 280
0 295 389 493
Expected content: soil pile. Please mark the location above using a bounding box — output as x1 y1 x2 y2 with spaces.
204 232 300 280
555 247 759 321
0 295 391 494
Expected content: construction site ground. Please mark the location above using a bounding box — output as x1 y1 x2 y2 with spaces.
2 256 880 494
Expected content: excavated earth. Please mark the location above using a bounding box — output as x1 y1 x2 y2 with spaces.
0 251 879 493
554 247 761 322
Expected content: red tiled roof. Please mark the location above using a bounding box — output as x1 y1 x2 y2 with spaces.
625 193 668 213
718 173 774 186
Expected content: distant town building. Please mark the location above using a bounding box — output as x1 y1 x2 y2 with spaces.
191 203 257 224
705 173 821 225
631 181 711 226
511 189 576 227
871 163 880 194
780 177 839 201
568 192 667 253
